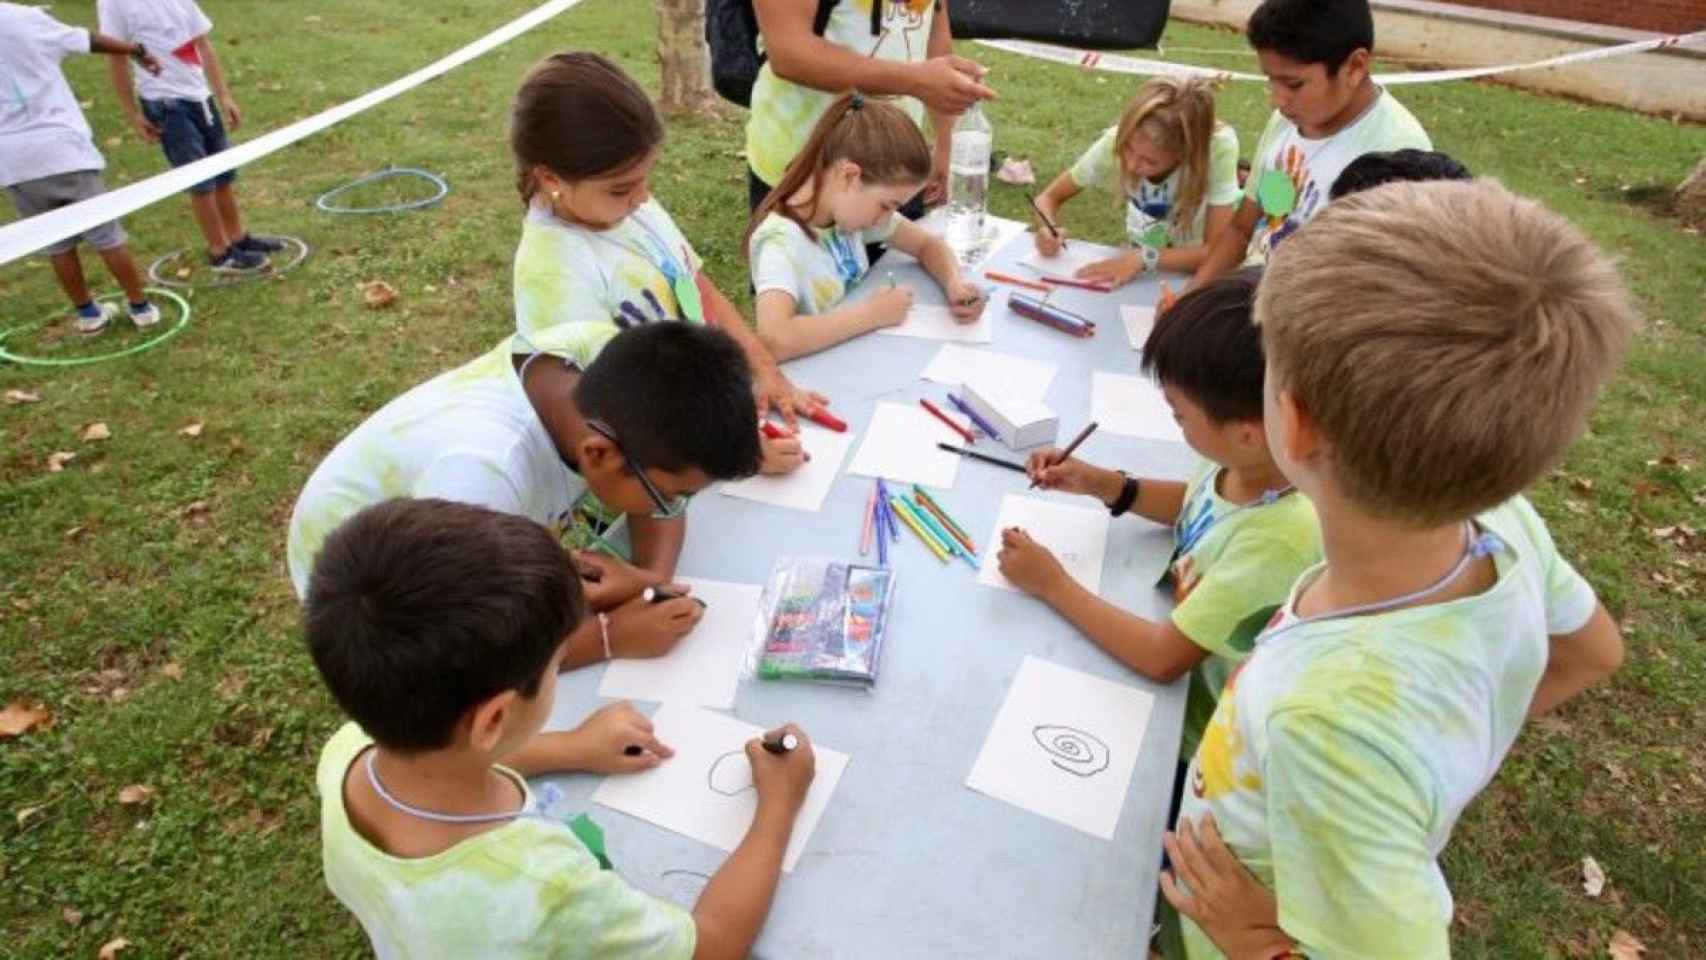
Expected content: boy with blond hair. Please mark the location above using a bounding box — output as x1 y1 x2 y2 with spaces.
1162 179 1635 958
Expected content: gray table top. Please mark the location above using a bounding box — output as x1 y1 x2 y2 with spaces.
542 220 1196 959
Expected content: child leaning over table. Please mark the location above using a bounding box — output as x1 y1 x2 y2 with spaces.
308 497 817 959
1160 179 1633 958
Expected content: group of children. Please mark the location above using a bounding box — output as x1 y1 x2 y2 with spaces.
12 0 1636 954
2 0 275 336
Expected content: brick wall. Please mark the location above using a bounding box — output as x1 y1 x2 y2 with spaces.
1443 0 1706 35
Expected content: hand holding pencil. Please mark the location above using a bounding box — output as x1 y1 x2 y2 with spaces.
1028 422 1099 490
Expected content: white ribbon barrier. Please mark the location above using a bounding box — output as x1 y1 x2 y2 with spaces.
0 0 585 267
975 28 1706 85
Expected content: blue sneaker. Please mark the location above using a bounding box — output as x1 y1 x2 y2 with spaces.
234 233 285 255
209 246 270 274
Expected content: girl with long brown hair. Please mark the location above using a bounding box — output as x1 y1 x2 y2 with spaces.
745 91 986 361
1030 76 1240 287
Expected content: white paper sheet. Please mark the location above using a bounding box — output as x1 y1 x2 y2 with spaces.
1091 372 1185 443
919 344 1057 404
965 656 1154 840
592 704 850 872
1121 304 1156 351
1016 241 1125 283
596 578 763 709
846 401 963 488
978 494 1110 594
876 303 994 344
717 425 855 512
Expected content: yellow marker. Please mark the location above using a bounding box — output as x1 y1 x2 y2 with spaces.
889 497 950 563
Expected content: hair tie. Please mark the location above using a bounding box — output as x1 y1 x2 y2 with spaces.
848 91 865 112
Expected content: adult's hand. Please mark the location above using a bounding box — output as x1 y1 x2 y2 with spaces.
911 55 996 116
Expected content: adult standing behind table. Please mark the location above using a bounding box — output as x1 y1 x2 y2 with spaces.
745 0 996 253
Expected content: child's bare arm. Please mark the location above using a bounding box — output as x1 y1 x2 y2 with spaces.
754 288 907 361
888 220 984 319
1529 603 1623 716
192 35 239 129
104 53 157 141
1187 196 1261 289
1156 202 1239 274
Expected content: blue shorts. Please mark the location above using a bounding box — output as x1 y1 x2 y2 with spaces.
140 97 237 195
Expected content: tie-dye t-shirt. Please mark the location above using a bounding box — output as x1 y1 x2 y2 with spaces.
1177 496 1598 959
285 338 585 598
1165 460 1320 759
748 211 901 315
1067 123 1242 249
316 723 695 959
1241 89 1429 265
745 0 935 188
512 199 706 367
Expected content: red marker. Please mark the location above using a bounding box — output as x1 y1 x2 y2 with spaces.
806 406 847 432
918 398 975 444
760 420 810 462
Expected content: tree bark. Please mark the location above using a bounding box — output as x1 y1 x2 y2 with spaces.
656 0 719 116
1678 155 1706 228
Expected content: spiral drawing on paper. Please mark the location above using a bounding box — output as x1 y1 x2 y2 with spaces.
1032 724 1111 777
706 750 755 796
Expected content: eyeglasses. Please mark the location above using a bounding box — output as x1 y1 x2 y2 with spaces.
584 418 689 520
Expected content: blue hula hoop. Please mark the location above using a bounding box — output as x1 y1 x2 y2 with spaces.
315 166 449 215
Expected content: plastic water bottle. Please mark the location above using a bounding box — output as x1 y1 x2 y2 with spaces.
946 103 992 259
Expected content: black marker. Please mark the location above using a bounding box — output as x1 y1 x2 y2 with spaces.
761 731 799 755
644 586 707 609
623 745 644 757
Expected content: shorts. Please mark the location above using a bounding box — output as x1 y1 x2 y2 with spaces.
140 97 237 195
5 170 127 256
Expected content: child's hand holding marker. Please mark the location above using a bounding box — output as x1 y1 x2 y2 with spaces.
759 421 810 475
996 527 1069 597
748 723 816 815
868 284 915 328
573 550 659 610
947 279 989 322
605 590 705 658
569 701 676 774
1025 447 1120 499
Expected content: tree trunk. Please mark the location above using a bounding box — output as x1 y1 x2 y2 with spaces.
1678 156 1706 228
656 0 719 116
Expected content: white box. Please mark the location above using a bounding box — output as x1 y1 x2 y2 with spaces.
958 378 1058 451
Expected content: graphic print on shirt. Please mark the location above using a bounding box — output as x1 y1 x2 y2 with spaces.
1191 655 1263 801
871 0 931 59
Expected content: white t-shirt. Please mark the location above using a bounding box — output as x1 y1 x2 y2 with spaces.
0 4 105 186
96 0 213 102
1177 495 1598 959
748 211 900 315
1067 122 1242 248
286 338 588 599
1242 88 1430 264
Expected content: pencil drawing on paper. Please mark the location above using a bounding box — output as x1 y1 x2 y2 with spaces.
706 749 755 797
1032 724 1111 777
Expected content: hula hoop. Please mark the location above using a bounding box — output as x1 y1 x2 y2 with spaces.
315 167 449 214
147 234 310 289
0 287 192 368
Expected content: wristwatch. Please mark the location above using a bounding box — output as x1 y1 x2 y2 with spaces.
1138 243 1162 275
1108 471 1140 517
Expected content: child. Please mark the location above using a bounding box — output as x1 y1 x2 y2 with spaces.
1030 76 1241 286
745 91 987 360
0 2 162 333
308 497 816 959
1165 179 1634 958
288 323 764 668
996 267 1319 779
510 51 815 475
1329 146 1470 199
1188 0 1430 287
97 0 276 273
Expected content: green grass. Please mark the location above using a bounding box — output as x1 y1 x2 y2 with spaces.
2 2 1703 955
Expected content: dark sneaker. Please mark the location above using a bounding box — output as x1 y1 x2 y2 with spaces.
209 246 271 274
234 233 286 254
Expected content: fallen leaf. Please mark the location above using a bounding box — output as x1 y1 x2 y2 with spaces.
46 451 77 472
0 700 52 738
15 804 45 826
117 784 155 805
62 907 82 927
1571 476 1595 494
180 500 211 525
1608 929 1646 959
175 267 191 279
1651 526 1677 540
64 525 86 541
81 422 111 442
98 938 132 960
361 280 398 309
1581 855 1605 898
178 421 204 438
4 389 40 404
160 662 184 681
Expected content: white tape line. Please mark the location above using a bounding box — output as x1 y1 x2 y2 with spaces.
0 0 585 267
976 29 1706 86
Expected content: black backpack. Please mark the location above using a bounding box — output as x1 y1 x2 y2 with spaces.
707 0 883 108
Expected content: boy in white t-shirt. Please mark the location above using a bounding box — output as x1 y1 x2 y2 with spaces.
97 0 274 273
0 3 162 333
1161 180 1635 958
1187 0 1430 288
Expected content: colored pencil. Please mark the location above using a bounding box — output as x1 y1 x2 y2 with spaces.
890 497 951 563
1040 275 1114 294
937 442 1028 473
946 393 1000 440
874 483 890 567
903 495 967 559
807 406 847 432
859 483 876 556
913 486 976 553
919 398 975 443
1030 421 1099 489
983 270 1051 294
1026 192 1065 247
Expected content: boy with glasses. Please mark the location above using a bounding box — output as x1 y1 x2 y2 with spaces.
287 323 763 665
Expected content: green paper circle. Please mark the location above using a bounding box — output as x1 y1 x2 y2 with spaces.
1257 169 1298 218
674 275 704 324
